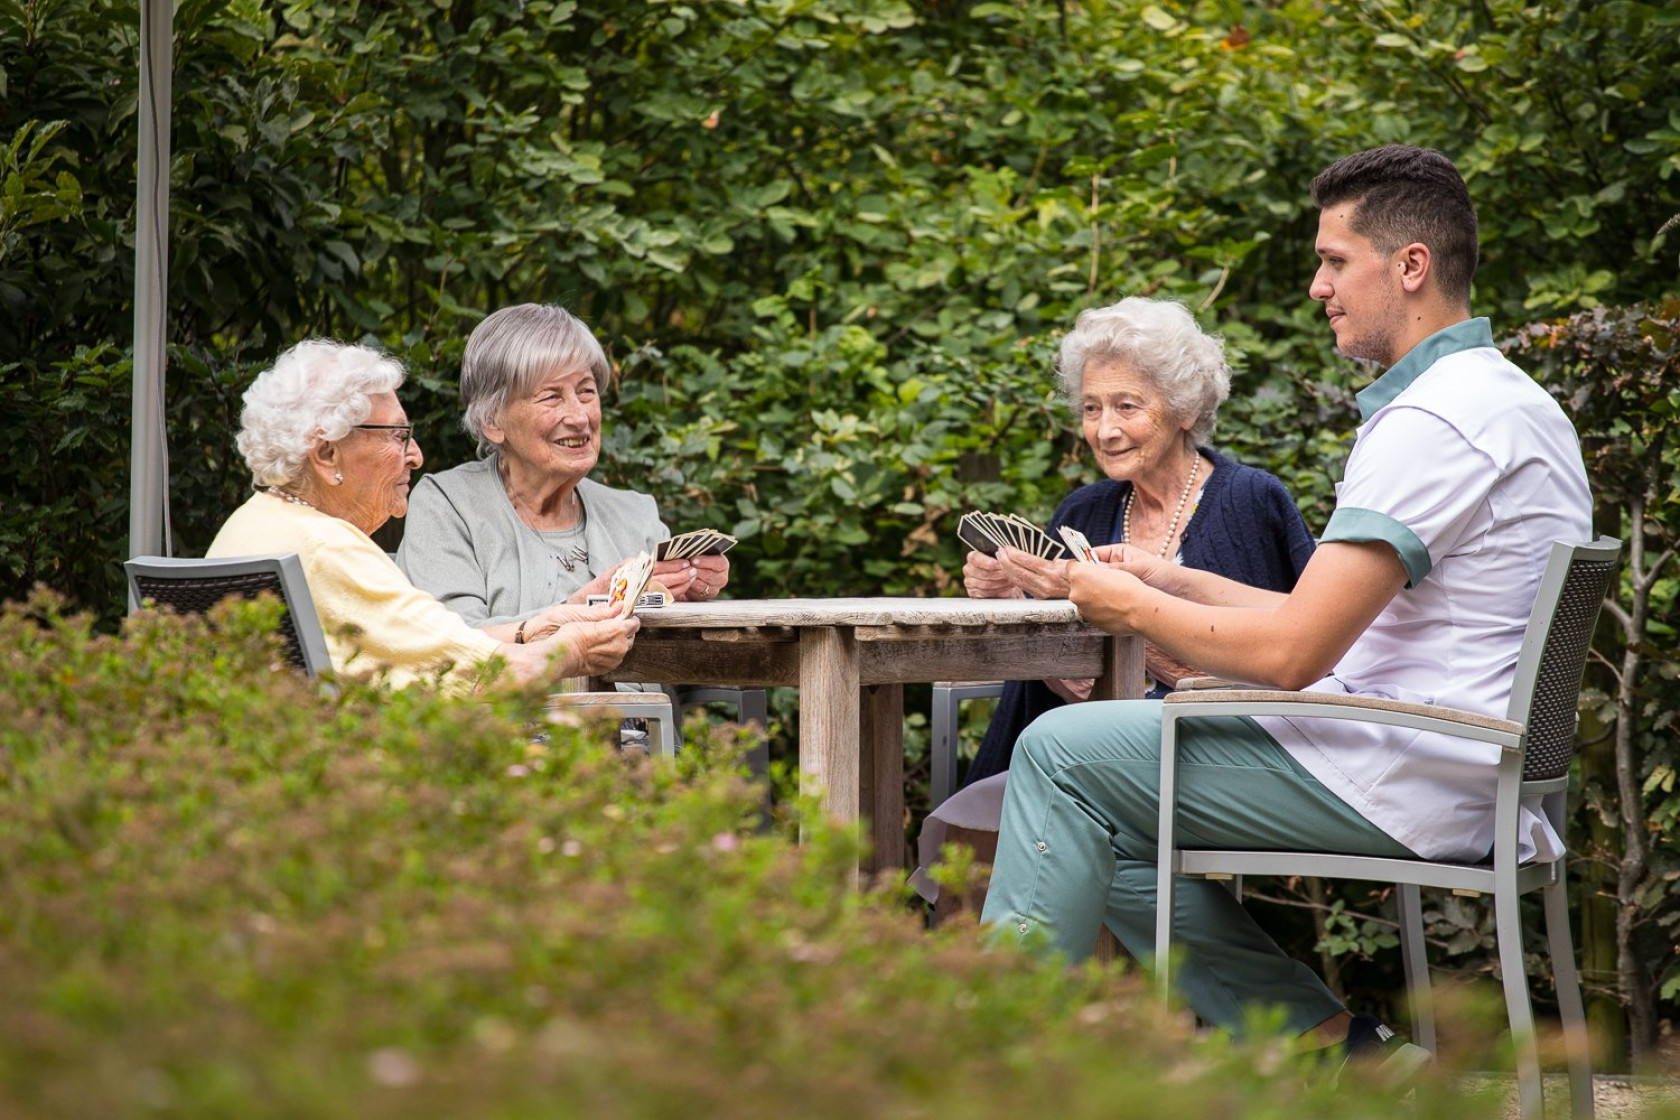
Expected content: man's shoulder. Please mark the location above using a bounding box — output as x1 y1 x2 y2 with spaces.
1378 346 1568 444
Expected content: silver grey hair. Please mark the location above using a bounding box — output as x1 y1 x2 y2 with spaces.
460 303 611 457
1056 297 1231 447
236 340 406 488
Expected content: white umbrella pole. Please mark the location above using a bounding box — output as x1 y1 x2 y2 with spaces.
129 0 173 605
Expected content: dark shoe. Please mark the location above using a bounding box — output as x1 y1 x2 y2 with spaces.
1333 1014 1431 1089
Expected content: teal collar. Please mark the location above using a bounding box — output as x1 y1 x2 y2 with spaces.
1354 317 1495 420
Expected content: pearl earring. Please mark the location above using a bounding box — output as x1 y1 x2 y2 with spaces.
333 472 343 484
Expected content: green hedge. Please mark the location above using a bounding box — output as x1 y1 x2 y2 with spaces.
4 0 1680 1065
0 594 1525 1115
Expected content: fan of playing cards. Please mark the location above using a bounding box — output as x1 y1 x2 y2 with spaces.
655 528 738 561
957 510 1068 560
606 551 658 617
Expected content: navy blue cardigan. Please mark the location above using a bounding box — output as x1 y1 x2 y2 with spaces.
961 447 1317 787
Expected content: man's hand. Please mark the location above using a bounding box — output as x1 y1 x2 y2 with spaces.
1067 562 1148 634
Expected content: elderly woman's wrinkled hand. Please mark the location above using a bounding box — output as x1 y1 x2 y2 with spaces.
684 553 729 601
654 554 730 602
962 550 1019 600
524 600 618 641
553 615 642 677
995 547 1073 601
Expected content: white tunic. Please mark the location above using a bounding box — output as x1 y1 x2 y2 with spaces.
1260 318 1592 862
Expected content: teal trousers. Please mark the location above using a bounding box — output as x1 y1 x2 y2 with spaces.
978 699 1416 1035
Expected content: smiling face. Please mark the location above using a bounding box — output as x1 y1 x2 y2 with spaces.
326 390 423 535
1310 203 1405 367
1079 358 1195 486
484 366 603 484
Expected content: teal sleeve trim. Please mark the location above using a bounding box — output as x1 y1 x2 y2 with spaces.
1322 507 1431 588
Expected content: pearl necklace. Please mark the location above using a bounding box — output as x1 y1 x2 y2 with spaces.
260 485 317 511
1122 454 1201 558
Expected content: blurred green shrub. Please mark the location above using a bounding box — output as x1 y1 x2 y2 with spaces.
0 592 1508 1116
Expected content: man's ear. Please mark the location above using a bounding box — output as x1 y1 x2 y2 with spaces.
1396 242 1432 294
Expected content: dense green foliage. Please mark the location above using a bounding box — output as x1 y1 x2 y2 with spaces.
0 594 1527 1116
1509 300 1680 1057
4 0 1680 1067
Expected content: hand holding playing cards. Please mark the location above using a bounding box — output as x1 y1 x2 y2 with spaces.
658 553 729 601
522 600 616 642
1067 561 1148 634
996 547 1074 601
549 613 641 676
962 550 1022 600
513 602 640 678
1091 542 1185 596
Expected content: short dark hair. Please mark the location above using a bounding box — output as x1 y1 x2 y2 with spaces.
1311 145 1478 307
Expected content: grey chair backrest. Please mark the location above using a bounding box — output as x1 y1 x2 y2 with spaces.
1504 537 1621 783
124 553 332 678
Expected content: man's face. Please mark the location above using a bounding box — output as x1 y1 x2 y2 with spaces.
1310 204 1403 368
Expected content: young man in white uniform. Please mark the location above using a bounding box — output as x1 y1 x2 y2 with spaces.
978 145 1592 1058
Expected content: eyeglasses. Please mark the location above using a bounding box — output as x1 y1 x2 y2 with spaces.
352 424 413 455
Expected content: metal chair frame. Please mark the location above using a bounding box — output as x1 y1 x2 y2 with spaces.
1153 537 1620 1120
929 681 1004 809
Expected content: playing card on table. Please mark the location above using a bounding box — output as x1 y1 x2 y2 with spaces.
1058 525 1099 564
607 552 656 617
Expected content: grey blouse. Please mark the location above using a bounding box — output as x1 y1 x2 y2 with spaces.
397 455 668 626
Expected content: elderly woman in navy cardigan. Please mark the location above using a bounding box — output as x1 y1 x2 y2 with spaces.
960 297 1316 787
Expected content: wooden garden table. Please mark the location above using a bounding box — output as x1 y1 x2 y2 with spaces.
598 597 1145 873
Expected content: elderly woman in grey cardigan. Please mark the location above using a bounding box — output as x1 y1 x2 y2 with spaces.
399 303 730 627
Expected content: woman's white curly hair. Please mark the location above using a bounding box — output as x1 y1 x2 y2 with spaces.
1056 297 1230 448
236 340 406 488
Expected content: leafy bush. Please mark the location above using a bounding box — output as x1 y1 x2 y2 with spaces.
0 593 1514 1116
5 0 1680 1065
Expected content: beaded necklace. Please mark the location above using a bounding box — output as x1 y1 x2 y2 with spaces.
1121 453 1200 558
259 484 318 511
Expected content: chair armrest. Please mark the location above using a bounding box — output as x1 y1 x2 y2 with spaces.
1161 688 1523 745
1174 676 1239 690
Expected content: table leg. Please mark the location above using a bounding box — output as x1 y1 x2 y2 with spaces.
798 626 860 832
1094 634 1146 701
860 683 905 874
